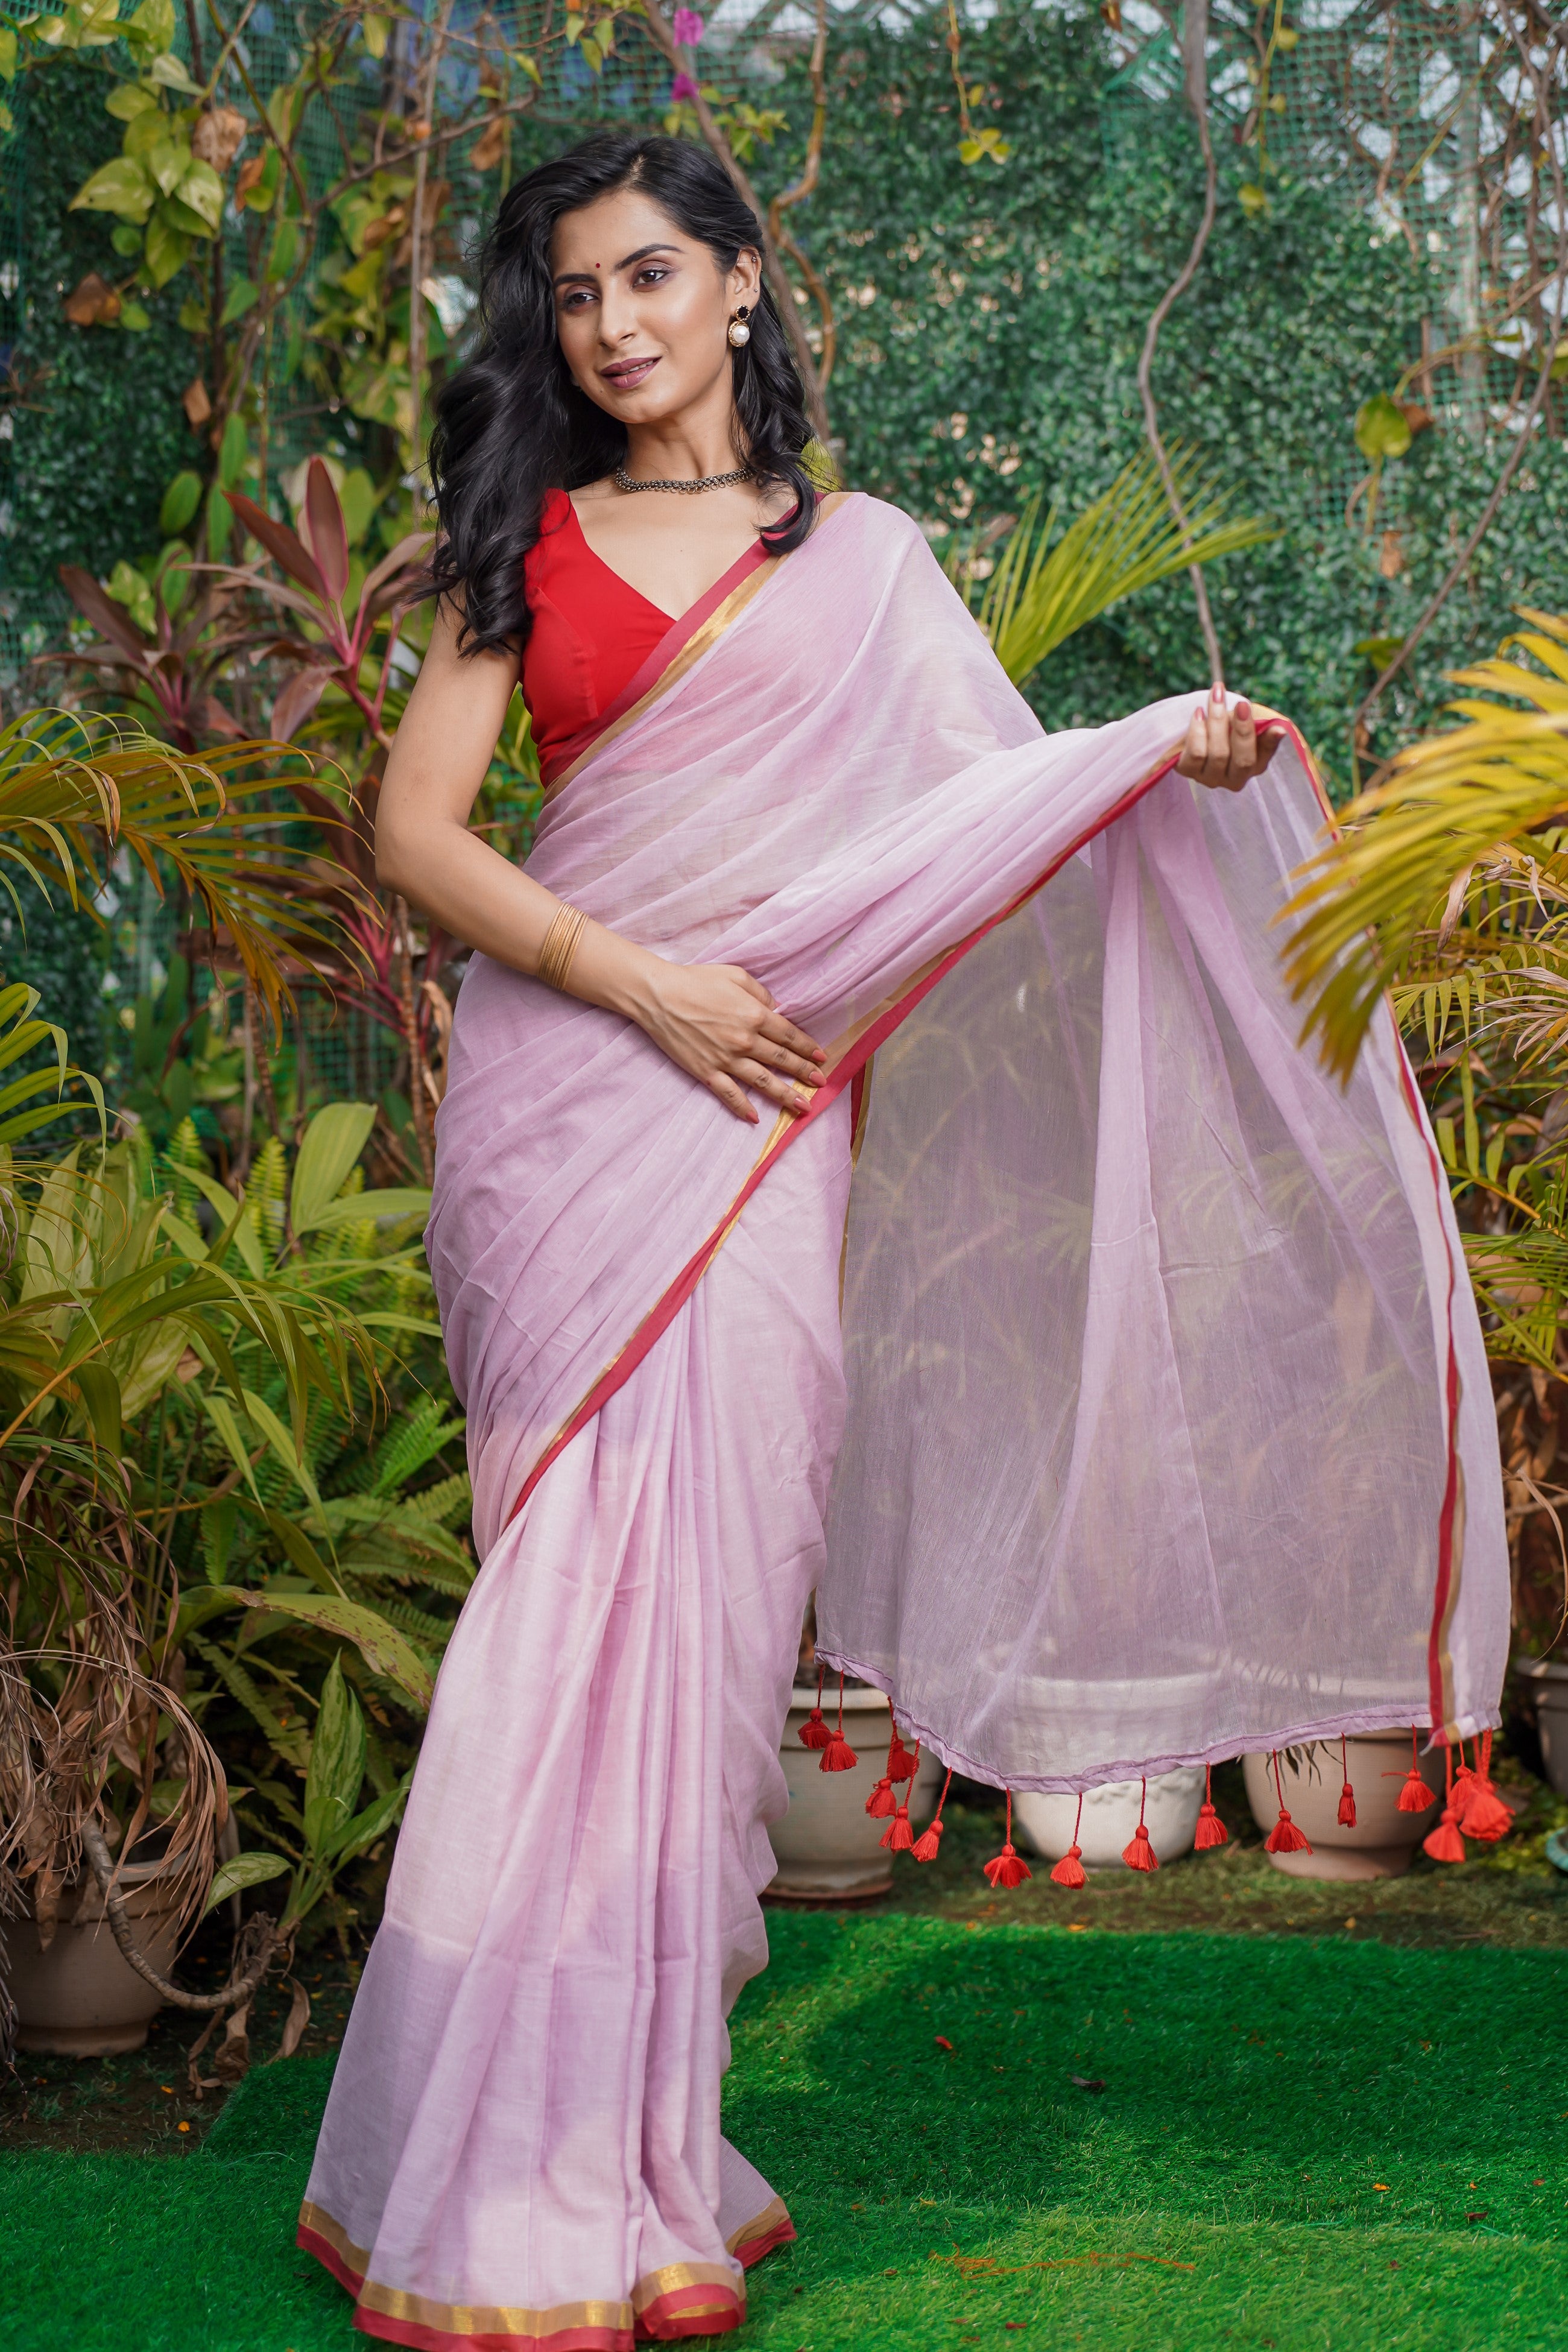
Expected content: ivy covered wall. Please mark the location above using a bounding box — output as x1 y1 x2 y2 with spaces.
3 51 202 667
732 5 1568 786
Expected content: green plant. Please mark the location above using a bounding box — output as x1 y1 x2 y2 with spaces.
0 708 358 1027
138 1101 467 1949
969 447 1274 690
112 950 242 1145
1288 607 1568 1368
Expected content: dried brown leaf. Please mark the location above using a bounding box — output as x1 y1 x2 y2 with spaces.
191 108 247 174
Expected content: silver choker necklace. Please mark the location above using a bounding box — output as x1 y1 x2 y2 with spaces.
613 462 754 495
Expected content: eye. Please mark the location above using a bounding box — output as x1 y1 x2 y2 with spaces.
559 287 596 311
633 265 672 288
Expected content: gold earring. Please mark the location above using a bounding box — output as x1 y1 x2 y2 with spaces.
727 305 751 349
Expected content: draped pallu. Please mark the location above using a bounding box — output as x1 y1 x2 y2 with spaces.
301 492 1508 2349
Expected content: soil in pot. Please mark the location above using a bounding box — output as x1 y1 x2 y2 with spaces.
768 1687 940 1902
1242 1733 1443 1881
1 1863 182 2056
1013 1768 1204 1870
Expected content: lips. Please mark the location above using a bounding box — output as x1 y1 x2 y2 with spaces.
600 356 660 390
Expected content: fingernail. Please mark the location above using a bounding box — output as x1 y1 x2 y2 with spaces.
1236 697 1251 716
1211 679 1225 703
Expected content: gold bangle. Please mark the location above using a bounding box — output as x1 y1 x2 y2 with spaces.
537 902 588 994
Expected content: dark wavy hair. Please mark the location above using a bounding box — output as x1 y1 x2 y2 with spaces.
428 134 818 659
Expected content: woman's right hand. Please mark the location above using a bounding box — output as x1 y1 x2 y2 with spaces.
623 954 827 1125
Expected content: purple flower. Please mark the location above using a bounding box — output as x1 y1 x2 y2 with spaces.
671 69 699 100
672 9 704 46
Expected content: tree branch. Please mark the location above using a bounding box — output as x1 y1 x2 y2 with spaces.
1135 0 1224 684
766 0 836 390
80 1824 279 2014
639 0 832 444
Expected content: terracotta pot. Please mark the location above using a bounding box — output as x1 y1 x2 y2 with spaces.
767 1686 940 1902
0 1860 182 2056
1013 1767 1205 1870
1242 1733 1443 1881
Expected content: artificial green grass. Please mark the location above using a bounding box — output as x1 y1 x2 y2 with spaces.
4 1918 1567 2351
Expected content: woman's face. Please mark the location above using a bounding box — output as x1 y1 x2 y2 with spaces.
549 185 760 427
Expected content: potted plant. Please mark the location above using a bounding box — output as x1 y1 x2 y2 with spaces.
1014 1768 1206 1870
1241 1734 1444 1880
769 1654 940 1902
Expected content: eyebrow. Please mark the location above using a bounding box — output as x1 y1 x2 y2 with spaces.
551 242 680 289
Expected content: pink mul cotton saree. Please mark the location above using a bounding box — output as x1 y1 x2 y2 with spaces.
300 490 1509 2347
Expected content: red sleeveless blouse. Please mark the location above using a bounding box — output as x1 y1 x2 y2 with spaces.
521 489 672 780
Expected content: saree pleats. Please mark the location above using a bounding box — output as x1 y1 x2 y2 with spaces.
303 1107 848 2345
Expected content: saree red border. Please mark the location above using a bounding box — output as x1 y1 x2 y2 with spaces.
297 2221 747 2351
732 2210 797 2269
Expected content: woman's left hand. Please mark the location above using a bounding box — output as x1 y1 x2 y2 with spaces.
1177 681 1286 794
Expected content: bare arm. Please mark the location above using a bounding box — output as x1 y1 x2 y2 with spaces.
375 602 825 1125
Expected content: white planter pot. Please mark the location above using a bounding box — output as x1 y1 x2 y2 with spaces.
1013 1767 1204 1870
768 1687 941 1902
1516 1658 1568 1797
1242 1732 1443 1880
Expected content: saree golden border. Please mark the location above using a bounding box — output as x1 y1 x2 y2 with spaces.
298 2199 755 2348
506 709 1469 1751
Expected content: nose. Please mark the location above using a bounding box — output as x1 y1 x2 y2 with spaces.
596 280 637 346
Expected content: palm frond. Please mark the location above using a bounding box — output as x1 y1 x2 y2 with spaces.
0 712 370 1024
1282 617 1568 1080
973 448 1276 689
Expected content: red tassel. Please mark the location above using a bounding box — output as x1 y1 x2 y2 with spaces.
1423 1803 1467 1863
1051 1793 1087 1886
818 1674 858 1773
798 1666 833 1751
1458 1728 1513 1842
880 1801 915 1852
1264 1752 1312 1854
1265 1807 1312 1854
982 1791 1033 1889
1193 1762 1228 1850
1462 1780 1511 1842
1122 1822 1158 1870
1394 1728 1436 1812
911 1769 950 1863
877 1700 918 1786
1423 1744 1468 1863
1337 1734 1357 1829
865 1777 897 1818
1121 1777 1159 1871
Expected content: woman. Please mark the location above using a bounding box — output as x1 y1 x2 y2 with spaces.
300 134 1506 2348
